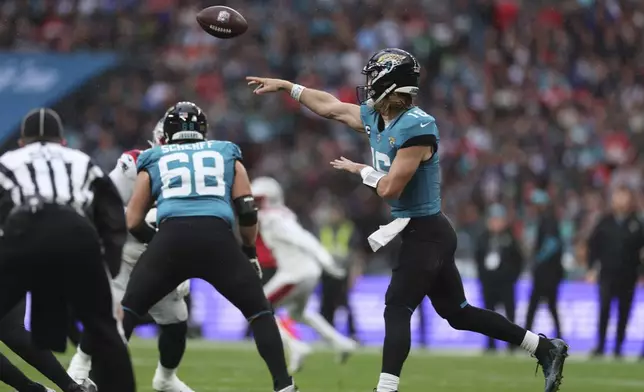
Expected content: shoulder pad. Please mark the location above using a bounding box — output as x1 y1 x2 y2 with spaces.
117 150 140 176
123 149 142 162
359 104 377 134
395 109 438 147
227 142 243 161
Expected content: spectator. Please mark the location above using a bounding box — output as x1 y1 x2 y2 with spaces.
525 189 564 339
587 186 644 358
1 0 644 274
474 203 523 352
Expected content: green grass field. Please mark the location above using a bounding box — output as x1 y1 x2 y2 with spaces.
2 339 643 391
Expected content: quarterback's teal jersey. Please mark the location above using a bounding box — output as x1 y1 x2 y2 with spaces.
360 104 441 218
137 140 241 225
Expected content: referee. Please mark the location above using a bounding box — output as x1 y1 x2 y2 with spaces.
0 108 135 392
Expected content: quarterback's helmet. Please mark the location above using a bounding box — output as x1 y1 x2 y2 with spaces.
251 177 284 206
163 101 207 143
356 48 420 107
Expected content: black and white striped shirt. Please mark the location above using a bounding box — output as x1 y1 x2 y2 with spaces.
0 141 127 273
0 142 104 216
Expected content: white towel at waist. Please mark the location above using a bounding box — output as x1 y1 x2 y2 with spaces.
367 218 411 252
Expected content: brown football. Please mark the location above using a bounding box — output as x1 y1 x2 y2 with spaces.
196 6 248 39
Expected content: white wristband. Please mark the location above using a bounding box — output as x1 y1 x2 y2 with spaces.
290 84 305 101
360 166 385 189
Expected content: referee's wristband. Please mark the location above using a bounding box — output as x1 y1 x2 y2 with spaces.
290 84 305 101
242 245 257 259
360 166 386 189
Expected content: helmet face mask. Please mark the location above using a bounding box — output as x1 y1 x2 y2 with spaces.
148 119 166 147
356 48 421 107
163 102 208 144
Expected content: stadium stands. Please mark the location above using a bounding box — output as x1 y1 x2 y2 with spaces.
1 0 644 277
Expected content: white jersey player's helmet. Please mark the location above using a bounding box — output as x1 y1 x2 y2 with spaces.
148 106 174 147
148 119 165 147
251 177 284 206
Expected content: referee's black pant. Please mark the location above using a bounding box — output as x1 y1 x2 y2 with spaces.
0 206 135 392
1 299 80 391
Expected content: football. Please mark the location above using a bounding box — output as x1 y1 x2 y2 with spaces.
196 6 248 39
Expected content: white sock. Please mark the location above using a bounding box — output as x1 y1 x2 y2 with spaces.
520 331 540 355
77 347 91 363
156 363 176 379
376 373 399 392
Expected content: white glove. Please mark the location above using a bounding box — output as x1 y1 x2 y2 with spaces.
250 257 263 280
242 245 262 280
175 280 191 299
324 262 346 279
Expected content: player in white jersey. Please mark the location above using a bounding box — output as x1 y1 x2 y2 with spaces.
67 120 194 392
251 177 358 373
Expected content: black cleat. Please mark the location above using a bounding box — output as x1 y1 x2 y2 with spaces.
535 335 569 392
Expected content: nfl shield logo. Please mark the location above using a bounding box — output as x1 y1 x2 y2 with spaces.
376 133 381 143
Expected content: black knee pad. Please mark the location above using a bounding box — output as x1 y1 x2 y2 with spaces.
384 305 413 322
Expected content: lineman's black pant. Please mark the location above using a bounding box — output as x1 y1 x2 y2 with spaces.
0 206 135 392
245 266 277 338
121 216 291 391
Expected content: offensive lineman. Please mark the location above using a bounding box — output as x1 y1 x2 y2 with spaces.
122 102 296 392
247 48 569 392
67 119 194 392
251 176 358 373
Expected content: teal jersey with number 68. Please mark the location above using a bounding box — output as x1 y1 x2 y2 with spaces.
360 104 441 218
137 140 241 226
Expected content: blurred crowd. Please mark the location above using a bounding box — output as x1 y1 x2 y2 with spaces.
2 0 644 277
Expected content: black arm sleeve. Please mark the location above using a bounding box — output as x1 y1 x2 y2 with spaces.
91 174 127 278
400 134 438 152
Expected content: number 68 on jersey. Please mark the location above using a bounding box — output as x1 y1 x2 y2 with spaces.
136 140 242 226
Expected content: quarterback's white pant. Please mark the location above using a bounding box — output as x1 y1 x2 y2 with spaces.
264 273 356 351
113 262 189 325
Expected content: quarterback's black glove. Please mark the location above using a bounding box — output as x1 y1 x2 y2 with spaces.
242 245 262 279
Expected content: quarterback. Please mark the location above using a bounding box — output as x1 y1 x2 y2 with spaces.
248 48 569 392
251 177 358 373
67 119 194 392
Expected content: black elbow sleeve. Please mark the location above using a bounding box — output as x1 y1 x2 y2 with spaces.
233 194 258 226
